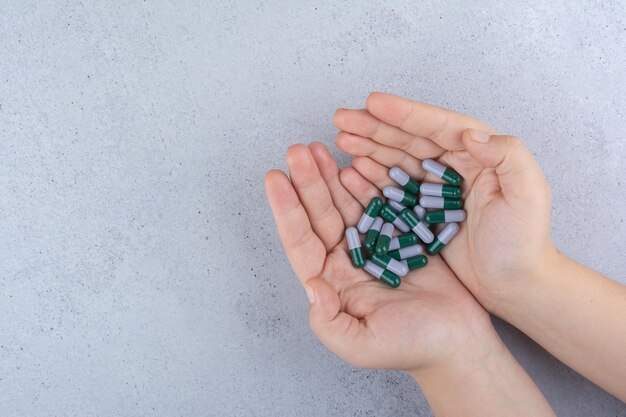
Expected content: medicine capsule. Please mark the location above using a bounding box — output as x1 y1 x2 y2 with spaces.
398 208 434 243
375 222 395 255
387 199 407 213
419 182 461 198
380 205 411 233
363 260 400 288
422 159 463 186
388 244 423 261
371 253 409 277
364 216 384 252
383 186 418 207
412 204 426 220
388 232 419 251
357 197 384 233
389 167 420 194
419 196 463 210
426 223 460 255
345 227 365 268
401 255 428 271
424 209 466 224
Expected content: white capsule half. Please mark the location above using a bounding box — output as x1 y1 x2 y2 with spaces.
412 205 426 220
389 167 411 186
383 186 406 203
392 218 410 233
357 213 375 234
437 223 460 244
380 222 394 239
422 159 447 178
387 199 407 213
368 216 384 232
412 221 434 243
419 183 444 196
419 196 445 209
444 210 466 222
345 227 361 250
397 244 423 259
385 257 409 277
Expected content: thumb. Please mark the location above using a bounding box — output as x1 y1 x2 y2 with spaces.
462 128 550 202
304 277 372 368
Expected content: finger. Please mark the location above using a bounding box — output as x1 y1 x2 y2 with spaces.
265 170 326 283
334 108 445 159
306 277 378 368
286 144 345 250
365 92 498 151
352 157 395 190
335 131 428 179
339 167 382 207
461 129 550 203
308 142 363 227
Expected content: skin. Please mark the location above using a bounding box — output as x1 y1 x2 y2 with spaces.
334 92 626 401
265 143 555 416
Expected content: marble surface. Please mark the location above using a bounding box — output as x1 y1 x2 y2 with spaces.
1 1 625 416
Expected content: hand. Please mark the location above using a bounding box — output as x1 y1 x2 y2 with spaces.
265 142 494 373
333 92 554 310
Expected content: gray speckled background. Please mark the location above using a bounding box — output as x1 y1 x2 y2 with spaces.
1 1 625 416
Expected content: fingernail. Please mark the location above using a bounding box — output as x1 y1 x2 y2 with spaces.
469 128 490 143
304 285 316 304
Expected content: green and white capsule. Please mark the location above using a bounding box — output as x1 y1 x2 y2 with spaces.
422 159 463 186
371 253 409 277
419 183 461 198
419 196 463 210
375 222 395 255
387 199 407 213
380 205 411 233
364 216 384 252
346 227 366 268
363 260 400 288
401 255 428 271
424 209 466 224
383 186 418 207
388 244 423 261
398 208 434 243
389 167 420 194
357 197 384 233
413 204 426 220
388 232 419 251
426 223 460 255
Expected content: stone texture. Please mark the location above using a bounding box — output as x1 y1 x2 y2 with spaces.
0 1 624 416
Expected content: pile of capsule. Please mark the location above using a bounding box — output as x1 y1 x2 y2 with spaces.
345 159 465 288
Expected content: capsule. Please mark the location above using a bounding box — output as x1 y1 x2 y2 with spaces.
398 208 434 243
375 222 395 255
387 199 407 213
424 209 466 224
388 244 423 261
357 197 384 233
388 232 419 251
422 159 463 186
383 186 417 207
379 205 411 233
363 260 400 288
426 223 460 255
364 217 383 252
412 204 426 220
389 167 420 194
345 227 365 268
371 253 409 277
419 196 463 210
419 183 461 198
401 255 428 271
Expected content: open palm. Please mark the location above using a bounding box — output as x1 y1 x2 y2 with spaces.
265 143 491 372
333 92 554 307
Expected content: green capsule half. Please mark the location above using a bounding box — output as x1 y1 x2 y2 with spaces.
442 167 463 186
349 247 366 267
345 226 365 268
426 223 460 255
364 197 384 217
403 255 428 270
388 232 419 251
398 208 419 229
380 204 399 223
364 217 384 252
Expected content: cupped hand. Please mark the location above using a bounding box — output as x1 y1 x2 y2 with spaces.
265 142 493 373
333 92 555 310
